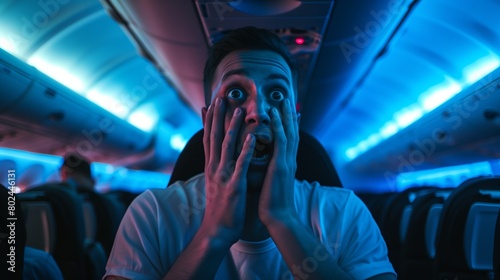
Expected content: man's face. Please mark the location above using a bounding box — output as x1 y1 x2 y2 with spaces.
204 50 296 190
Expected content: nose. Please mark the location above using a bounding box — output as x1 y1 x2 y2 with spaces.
244 93 270 125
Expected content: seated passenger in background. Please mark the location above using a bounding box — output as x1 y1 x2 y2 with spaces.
60 153 95 191
105 27 396 280
23 246 64 280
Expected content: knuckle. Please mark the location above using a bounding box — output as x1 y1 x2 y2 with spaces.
277 136 287 145
224 160 236 173
221 141 232 150
276 165 287 174
203 135 210 144
210 131 218 139
207 165 218 175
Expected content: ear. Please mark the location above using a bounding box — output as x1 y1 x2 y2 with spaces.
60 168 67 180
201 107 208 125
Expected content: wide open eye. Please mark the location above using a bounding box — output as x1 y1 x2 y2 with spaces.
269 90 285 101
227 88 244 100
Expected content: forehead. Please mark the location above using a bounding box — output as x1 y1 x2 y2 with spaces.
213 50 292 86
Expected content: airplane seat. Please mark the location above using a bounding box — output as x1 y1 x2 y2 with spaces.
434 176 500 280
1 184 26 280
17 192 57 253
463 199 500 275
494 211 500 280
24 184 86 280
25 183 110 280
399 189 452 280
79 189 126 257
104 189 140 209
167 129 343 187
78 194 107 280
361 192 398 227
377 186 436 275
83 241 107 280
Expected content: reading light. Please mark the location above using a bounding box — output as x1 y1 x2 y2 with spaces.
295 37 305 45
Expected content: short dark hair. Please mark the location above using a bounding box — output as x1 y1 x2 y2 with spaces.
61 153 92 178
203 26 298 107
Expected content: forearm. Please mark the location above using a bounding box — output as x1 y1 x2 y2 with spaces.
163 229 232 280
267 216 354 280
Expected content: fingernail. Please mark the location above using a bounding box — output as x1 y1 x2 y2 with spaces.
246 134 254 142
216 98 222 105
234 108 240 116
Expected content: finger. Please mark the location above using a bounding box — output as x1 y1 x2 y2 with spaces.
270 108 287 162
233 133 255 179
282 99 294 143
203 104 213 168
220 108 244 165
282 99 299 156
210 97 225 166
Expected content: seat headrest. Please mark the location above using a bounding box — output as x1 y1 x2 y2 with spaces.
168 129 342 187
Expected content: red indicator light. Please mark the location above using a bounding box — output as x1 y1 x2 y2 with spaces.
295 37 305 45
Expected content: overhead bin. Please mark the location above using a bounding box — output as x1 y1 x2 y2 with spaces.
0 50 152 163
348 67 500 173
0 49 35 112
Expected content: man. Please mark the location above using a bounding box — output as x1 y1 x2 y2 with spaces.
60 153 95 191
105 27 396 279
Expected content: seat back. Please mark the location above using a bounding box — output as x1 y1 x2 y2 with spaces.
25 183 86 280
104 189 139 209
79 189 126 257
78 190 121 279
399 204 413 244
18 193 57 253
398 189 452 280
82 201 98 240
1 185 26 280
494 210 500 280
434 176 500 279
463 199 500 271
168 129 342 187
377 186 436 274
425 203 444 259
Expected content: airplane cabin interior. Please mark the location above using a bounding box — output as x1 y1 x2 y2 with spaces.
1 0 500 279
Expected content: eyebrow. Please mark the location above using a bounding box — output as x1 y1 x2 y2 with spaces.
221 69 250 82
221 69 291 84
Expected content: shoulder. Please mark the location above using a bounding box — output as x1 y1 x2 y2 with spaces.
293 180 372 238
294 179 364 210
126 173 207 225
134 173 206 205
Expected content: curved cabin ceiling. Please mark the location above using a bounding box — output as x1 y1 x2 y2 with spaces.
0 0 201 169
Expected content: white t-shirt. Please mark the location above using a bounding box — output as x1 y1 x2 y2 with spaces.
105 174 395 279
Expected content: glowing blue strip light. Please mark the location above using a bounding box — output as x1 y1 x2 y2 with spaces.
0 148 171 193
396 161 493 191
127 107 158 133
86 89 131 119
28 55 86 93
345 54 500 161
170 134 188 152
0 148 62 166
